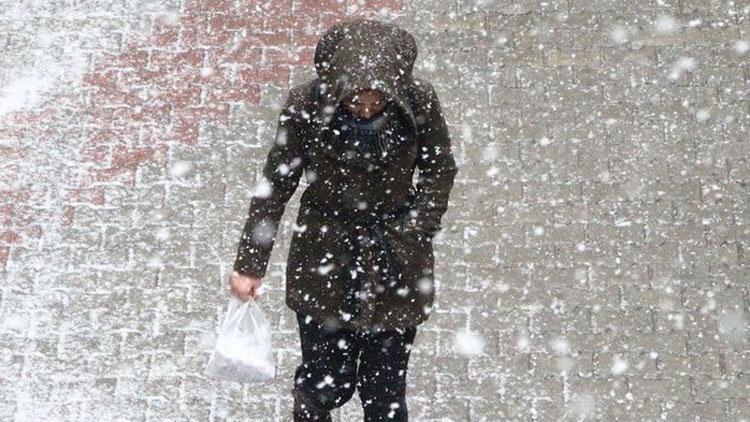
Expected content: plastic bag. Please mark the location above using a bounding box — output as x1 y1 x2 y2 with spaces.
205 295 276 383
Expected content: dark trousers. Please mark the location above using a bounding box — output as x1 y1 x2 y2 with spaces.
292 312 418 422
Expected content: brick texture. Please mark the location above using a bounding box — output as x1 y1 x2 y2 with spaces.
0 0 748 421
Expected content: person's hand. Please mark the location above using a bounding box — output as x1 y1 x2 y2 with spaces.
229 270 263 302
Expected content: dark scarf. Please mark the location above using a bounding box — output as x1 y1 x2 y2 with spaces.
324 99 411 168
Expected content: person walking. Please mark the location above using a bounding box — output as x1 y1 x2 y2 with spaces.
228 18 458 421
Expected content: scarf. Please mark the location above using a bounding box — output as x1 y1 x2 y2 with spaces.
323 99 411 168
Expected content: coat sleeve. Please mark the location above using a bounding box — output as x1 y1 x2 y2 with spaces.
233 88 307 278
404 82 459 238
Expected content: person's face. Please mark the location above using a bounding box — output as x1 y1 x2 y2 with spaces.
342 89 388 119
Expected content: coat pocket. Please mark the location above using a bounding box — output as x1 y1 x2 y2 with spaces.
382 222 434 285
288 208 347 279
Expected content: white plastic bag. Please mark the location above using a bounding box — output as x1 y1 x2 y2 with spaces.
205 295 276 383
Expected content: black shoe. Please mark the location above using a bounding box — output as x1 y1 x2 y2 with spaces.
292 387 333 422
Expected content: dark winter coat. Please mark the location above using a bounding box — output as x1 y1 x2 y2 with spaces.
233 18 459 332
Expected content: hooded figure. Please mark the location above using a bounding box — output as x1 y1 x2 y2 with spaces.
233 18 458 332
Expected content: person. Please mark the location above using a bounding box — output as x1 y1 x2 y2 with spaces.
227 18 458 421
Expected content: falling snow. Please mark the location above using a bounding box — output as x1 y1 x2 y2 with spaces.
1 2 748 421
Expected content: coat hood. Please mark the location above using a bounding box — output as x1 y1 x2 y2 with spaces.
313 18 419 133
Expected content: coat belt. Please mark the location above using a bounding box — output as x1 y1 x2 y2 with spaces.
306 199 408 318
